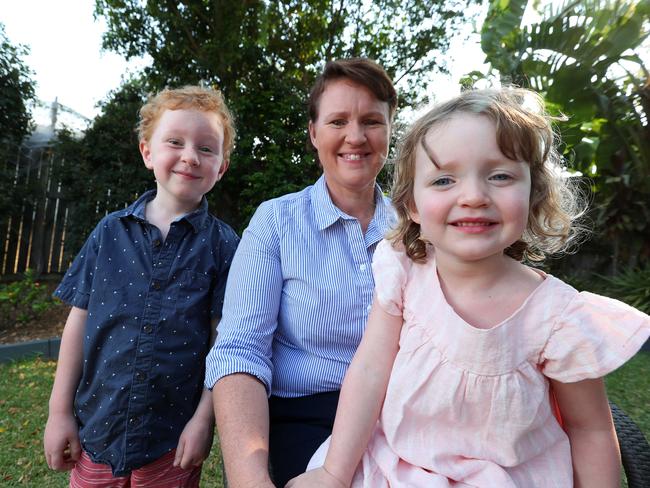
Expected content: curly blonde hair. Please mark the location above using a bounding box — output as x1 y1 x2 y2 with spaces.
389 87 586 263
137 85 236 158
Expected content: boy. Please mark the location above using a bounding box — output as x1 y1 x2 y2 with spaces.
44 86 239 487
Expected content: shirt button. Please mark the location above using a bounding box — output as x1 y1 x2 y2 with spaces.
143 324 153 333
152 281 161 290
367 304 372 311
135 371 146 381
153 239 161 247
359 263 367 271
129 417 140 425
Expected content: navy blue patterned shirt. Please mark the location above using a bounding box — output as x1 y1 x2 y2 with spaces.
54 190 239 476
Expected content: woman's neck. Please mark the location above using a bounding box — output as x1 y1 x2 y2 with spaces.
326 182 377 233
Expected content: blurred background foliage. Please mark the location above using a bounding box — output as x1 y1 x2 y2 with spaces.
0 23 36 218
474 0 649 305
53 0 475 254
1 0 648 308
478 0 649 279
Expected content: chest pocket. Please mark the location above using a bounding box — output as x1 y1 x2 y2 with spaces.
175 270 215 326
91 269 134 314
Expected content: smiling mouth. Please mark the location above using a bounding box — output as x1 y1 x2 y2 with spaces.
340 153 368 161
173 171 200 179
452 221 495 227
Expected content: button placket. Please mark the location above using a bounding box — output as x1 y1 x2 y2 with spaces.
127 225 168 449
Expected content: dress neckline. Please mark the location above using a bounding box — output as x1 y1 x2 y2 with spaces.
430 259 553 333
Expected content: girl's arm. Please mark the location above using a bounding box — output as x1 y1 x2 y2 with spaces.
287 298 403 487
551 378 620 488
44 306 87 470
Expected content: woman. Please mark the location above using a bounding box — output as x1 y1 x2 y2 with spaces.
205 58 398 487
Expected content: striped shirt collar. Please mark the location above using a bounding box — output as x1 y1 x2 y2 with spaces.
312 174 393 236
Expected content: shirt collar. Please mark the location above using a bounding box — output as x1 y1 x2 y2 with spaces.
118 189 210 233
311 174 394 234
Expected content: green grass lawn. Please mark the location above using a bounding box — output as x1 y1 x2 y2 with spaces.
1 352 648 487
0 357 225 487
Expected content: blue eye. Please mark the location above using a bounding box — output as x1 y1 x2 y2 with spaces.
490 173 512 181
432 177 454 186
199 146 214 153
168 139 182 146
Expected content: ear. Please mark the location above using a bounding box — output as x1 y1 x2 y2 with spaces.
139 140 153 170
215 158 230 182
407 200 421 225
308 120 318 149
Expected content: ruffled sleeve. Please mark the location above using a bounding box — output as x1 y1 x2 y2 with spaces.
371 239 411 316
541 291 650 383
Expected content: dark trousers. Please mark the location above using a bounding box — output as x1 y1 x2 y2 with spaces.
268 390 340 487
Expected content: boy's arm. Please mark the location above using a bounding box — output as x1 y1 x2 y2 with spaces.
174 387 215 469
44 306 87 471
174 317 220 469
287 299 402 488
551 377 620 488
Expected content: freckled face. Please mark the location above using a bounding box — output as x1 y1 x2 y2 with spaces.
309 79 391 201
140 109 228 207
409 114 531 265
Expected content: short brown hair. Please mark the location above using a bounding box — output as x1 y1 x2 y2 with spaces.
307 58 398 124
389 87 586 263
137 85 236 158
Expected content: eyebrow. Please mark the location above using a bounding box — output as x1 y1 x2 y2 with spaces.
420 137 440 169
323 110 387 119
163 130 222 142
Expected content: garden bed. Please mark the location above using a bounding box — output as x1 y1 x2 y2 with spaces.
0 279 68 345
0 304 68 345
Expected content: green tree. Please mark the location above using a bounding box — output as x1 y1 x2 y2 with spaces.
0 22 36 215
0 23 35 151
479 0 650 273
90 0 474 229
53 79 151 257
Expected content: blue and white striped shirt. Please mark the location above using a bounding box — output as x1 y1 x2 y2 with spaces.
205 175 394 397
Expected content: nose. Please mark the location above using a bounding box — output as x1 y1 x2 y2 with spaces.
345 121 367 145
181 146 200 167
458 178 490 207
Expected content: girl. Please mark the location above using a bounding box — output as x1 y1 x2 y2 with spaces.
286 88 650 487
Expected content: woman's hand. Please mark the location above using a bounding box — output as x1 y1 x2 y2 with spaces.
285 467 347 488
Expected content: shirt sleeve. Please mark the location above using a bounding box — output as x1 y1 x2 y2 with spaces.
371 239 410 316
541 291 650 383
53 219 104 309
204 201 282 394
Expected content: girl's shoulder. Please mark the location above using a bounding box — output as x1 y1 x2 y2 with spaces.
373 239 436 283
374 238 410 267
374 238 435 266
542 273 649 326
372 239 433 316
540 275 650 382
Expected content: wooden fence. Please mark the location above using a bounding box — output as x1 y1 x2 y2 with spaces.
0 141 69 278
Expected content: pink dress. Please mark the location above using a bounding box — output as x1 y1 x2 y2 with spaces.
308 240 650 487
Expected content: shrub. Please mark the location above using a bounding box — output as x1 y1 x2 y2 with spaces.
0 270 57 325
595 268 650 314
